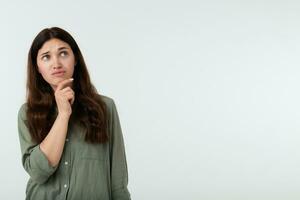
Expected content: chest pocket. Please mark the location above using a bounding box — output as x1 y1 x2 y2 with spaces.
79 142 108 161
69 123 108 161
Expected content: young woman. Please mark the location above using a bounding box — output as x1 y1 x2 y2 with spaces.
17 27 131 200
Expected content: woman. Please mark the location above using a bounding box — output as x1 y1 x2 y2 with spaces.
17 27 131 200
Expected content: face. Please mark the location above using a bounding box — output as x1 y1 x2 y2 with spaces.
36 38 76 90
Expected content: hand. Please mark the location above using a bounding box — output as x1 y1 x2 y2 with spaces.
54 78 75 117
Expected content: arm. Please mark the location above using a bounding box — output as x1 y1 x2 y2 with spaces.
17 104 59 184
40 78 74 167
39 113 70 167
18 78 74 184
18 107 71 184
109 99 131 200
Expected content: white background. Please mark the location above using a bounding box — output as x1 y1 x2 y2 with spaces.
1 0 300 199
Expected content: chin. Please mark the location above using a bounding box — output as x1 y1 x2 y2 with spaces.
49 80 61 88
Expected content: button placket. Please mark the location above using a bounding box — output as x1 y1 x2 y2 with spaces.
63 135 70 192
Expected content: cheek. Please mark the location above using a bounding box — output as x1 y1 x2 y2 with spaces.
37 65 50 81
64 59 75 75
37 61 44 74
37 66 45 75
69 64 75 74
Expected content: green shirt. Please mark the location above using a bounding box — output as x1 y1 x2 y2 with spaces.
18 95 131 200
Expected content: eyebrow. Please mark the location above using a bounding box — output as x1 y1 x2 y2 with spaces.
40 47 70 57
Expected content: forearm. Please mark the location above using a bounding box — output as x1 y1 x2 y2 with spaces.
40 113 70 167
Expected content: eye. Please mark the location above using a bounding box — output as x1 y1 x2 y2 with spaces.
41 55 50 61
60 51 68 57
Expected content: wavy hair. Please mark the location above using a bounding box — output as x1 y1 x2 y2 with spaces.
26 27 108 144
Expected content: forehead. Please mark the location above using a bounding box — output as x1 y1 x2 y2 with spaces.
38 38 71 54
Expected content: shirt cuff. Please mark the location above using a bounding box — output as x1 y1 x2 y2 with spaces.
28 145 58 183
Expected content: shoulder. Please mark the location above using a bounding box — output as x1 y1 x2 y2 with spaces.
18 103 28 121
97 94 120 122
98 94 117 110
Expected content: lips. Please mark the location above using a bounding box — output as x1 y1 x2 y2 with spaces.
52 70 66 76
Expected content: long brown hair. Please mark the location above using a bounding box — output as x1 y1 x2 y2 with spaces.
26 27 108 144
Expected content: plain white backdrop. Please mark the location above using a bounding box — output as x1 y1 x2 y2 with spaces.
1 0 300 199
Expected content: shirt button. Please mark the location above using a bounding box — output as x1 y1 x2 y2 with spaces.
65 161 68 165
66 138 69 142
64 184 67 188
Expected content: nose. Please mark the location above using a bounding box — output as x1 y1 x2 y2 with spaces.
52 56 62 69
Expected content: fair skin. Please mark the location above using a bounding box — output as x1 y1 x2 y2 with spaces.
36 38 76 167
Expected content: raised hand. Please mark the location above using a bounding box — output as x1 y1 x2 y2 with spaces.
54 78 75 117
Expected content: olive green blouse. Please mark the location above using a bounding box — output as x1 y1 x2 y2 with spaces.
17 95 131 200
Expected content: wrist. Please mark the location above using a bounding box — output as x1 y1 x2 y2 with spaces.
57 112 71 120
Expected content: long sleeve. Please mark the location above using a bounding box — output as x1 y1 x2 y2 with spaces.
109 100 131 200
17 104 58 184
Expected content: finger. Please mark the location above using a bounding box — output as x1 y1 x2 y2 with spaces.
70 95 75 105
64 91 75 99
56 78 74 91
65 93 75 104
60 86 73 93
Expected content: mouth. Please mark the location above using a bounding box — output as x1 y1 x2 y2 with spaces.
52 70 66 77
